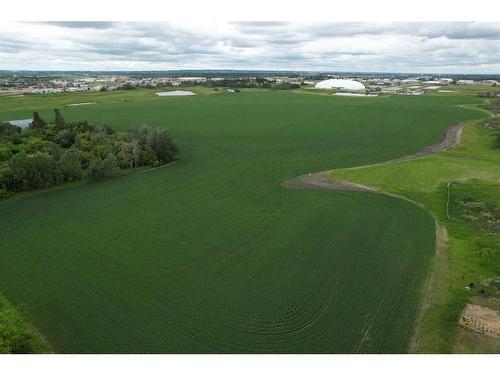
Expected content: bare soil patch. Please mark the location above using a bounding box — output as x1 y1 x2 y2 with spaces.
459 303 500 338
281 171 375 192
394 123 464 162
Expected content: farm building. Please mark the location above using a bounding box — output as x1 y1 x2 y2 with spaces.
457 79 475 85
315 79 366 91
381 87 402 94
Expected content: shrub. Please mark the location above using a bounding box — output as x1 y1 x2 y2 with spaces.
0 294 47 353
0 187 9 199
30 112 46 130
55 129 76 148
0 143 13 162
85 154 118 182
150 128 178 164
6 152 63 191
54 108 65 131
102 153 119 177
0 122 21 136
84 157 104 182
60 149 83 182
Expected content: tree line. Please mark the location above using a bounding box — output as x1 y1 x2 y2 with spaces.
182 78 302 90
116 78 303 90
0 110 178 198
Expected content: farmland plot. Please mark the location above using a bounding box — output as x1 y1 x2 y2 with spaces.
0 90 483 352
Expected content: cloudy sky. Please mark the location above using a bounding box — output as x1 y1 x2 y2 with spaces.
1 21 500 73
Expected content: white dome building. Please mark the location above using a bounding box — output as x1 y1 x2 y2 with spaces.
315 79 366 91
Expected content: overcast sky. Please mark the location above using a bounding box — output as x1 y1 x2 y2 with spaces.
1 21 499 73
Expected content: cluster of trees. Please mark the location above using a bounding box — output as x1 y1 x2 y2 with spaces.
201 78 301 90
0 110 178 197
112 78 303 91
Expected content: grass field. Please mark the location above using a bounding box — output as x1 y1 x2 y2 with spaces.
331 106 499 352
0 292 50 353
0 89 485 353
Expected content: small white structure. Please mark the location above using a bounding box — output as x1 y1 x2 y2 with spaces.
65 102 97 107
439 78 454 84
481 80 498 86
401 78 419 84
333 93 378 97
457 80 475 85
177 77 206 83
314 79 365 91
381 87 402 94
156 91 196 96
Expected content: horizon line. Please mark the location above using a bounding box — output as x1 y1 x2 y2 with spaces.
1 68 499 76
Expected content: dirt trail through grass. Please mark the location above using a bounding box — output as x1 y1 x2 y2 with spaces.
296 101 500 353
282 122 464 192
281 121 470 352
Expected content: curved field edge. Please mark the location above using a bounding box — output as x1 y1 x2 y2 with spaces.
0 90 484 351
282 167 449 354
0 292 51 353
322 104 499 352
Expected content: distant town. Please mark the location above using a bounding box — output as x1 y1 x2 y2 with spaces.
1 70 499 97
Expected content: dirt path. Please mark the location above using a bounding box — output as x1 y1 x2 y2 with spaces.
281 122 463 191
393 122 463 162
281 122 466 352
281 171 376 192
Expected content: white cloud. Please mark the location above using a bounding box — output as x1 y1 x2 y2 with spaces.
0 21 499 73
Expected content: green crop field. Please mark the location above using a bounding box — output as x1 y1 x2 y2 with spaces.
0 89 485 353
332 104 500 352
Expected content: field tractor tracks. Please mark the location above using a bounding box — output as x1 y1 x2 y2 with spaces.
281 121 467 351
